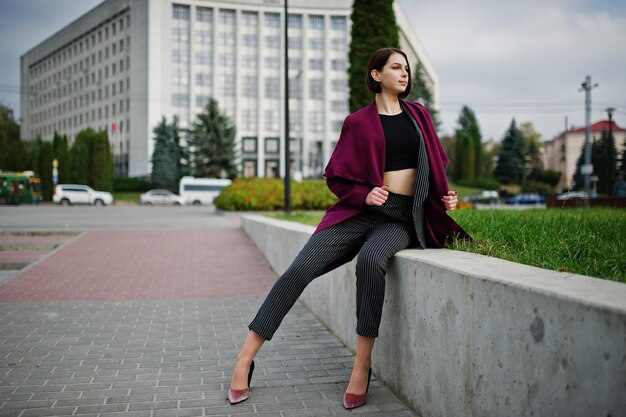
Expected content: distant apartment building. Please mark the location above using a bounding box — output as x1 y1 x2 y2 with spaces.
543 120 626 191
20 0 436 178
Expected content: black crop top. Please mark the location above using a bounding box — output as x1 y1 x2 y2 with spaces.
379 111 420 171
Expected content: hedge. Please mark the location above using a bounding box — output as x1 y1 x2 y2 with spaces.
215 178 337 211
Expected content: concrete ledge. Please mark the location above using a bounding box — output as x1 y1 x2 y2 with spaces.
241 214 626 417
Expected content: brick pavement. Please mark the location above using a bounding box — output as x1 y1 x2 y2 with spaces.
0 226 416 417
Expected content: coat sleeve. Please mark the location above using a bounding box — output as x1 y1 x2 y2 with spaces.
326 176 372 208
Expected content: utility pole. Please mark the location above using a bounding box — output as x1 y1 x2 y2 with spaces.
579 75 598 199
283 0 291 214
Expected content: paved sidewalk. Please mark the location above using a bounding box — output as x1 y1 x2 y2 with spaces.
0 217 415 416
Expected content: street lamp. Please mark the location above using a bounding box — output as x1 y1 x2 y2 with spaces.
283 0 291 214
606 107 616 194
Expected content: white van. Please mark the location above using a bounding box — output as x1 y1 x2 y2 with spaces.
179 176 232 205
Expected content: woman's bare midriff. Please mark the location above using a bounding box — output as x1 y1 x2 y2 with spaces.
383 168 417 196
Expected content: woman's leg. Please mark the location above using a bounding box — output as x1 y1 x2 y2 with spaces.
346 335 375 394
347 222 413 393
231 216 369 390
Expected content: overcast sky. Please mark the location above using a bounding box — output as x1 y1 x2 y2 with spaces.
1 0 624 142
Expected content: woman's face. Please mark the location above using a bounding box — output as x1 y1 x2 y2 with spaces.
371 52 409 95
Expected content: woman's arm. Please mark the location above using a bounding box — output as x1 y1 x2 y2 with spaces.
326 176 373 208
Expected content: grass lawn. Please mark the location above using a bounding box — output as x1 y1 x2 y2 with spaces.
113 192 140 203
268 208 625 282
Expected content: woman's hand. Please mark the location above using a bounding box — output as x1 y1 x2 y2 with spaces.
442 190 458 211
365 186 389 206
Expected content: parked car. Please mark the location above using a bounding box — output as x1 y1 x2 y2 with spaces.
505 193 545 205
464 190 499 204
140 189 184 206
556 191 589 200
53 184 114 206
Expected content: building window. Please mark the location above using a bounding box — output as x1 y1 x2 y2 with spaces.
173 27 189 42
243 160 257 178
265 56 280 69
219 53 235 66
288 14 302 28
173 4 190 20
288 37 301 49
309 79 324 99
242 76 258 97
265 35 280 49
219 75 235 96
331 37 347 51
331 16 346 31
309 37 324 50
172 93 189 107
172 49 189 63
242 110 257 131
265 160 279 178
264 110 279 132
196 30 212 44
196 94 211 107
289 78 302 98
196 72 211 86
331 59 346 71
288 57 301 71
242 137 257 153
242 54 257 68
196 51 212 65
242 34 258 48
309 15 324 30
309 58 324 70
265 77 280 98
309 111 324 132
197 7 213 22
265 137 279 153
332 78 347 92
265 13 280 28
220 9 235 25
331 100 347 112
219 32 236 46
242 12 258 27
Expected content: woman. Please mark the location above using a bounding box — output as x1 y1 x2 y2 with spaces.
228 47 470 409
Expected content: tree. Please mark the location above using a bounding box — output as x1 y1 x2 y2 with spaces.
521 122 543 177
573 129 618 195
453 106 483 181
52 132 70 184
91 131 113 192
619 136 626 181
0 104 26 171
187 99 238 179
37 141 54 200
406 61 441 130
348 0 400 112
70 129 92 184
151 116 183 187
495 119 526 184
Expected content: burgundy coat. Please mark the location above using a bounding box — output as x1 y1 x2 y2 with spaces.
315 100 470 248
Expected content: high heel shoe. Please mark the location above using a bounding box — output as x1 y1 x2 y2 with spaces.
228 360 255 404
343 368 372 409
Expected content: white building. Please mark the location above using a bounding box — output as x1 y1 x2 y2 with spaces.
20 0 437 178
543 120 626 191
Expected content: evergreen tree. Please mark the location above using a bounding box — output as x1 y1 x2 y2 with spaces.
52 132 70 184
70 129 93 184
187 99 238 179
348 0 400 112
594 128 618 195
406 61 441 130
0 104 25 171
151 116 183 187
91 131 113 192
37 141 54 200
453 106 483 181
495 119 526 184
619 136 626 181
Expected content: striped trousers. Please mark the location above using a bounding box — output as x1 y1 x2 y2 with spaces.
249 192 418 340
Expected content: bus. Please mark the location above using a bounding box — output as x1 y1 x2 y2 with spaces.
179 176 232 205
0 171 43 205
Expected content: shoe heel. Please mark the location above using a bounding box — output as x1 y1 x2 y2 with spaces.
228 360 255 405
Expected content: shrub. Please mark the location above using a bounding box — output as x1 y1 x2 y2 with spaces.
113 177 152 192
521 180 558 197
215 178 336 211
456 177 501 190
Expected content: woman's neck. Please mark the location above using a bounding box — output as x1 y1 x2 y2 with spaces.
375 93 402 115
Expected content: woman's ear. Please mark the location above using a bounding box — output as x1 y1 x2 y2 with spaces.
370 69 381 83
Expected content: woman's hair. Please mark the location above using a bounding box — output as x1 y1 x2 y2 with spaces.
366 47 412 98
